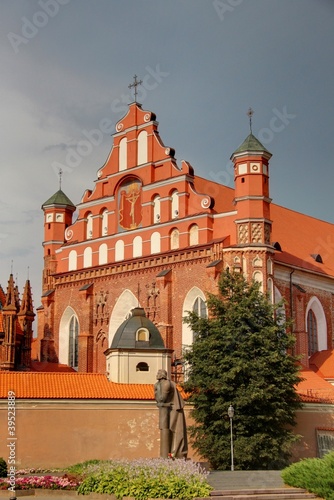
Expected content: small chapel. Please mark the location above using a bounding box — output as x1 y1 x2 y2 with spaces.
1 98 334 466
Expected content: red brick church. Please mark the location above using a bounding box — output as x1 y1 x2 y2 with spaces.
32 100 334 380
1 99 334 465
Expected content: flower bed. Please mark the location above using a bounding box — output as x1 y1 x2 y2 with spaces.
72 458 212 499
0 474 79 491
0 458 212 499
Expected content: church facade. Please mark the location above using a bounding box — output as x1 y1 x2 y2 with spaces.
35 101 334 385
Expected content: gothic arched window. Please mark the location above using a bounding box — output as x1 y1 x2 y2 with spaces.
192 297 208 342
307 309 318 356
68 316 79 369
193 297 207 319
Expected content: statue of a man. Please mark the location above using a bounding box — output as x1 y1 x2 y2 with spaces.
154 369 188 459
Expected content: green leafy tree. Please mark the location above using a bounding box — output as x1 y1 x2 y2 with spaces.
183 270 303 470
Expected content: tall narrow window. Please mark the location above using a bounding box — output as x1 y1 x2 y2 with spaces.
115 239 125 261
119 138 127 171
133 236 143 258
83 247 93 267
68 316 79 369
137 130 148 165
193 297 207 319
307 309 318 356
68 250 77 271
171 190 179 219
192 296 207 342
102 209 108 236
151 232 161 254
170 228 179 250
153 195 161 224
189 224 199 245
99 243 108 265
86 213 93 239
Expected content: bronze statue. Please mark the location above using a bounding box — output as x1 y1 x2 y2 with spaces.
154 369 188 459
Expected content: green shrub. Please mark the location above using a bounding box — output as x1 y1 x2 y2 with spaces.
66 459 102 476
75 458 212 499
0 459 7 478
282 451 334 500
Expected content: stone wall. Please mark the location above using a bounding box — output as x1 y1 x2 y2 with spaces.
1 399 333 469
0 400 198 468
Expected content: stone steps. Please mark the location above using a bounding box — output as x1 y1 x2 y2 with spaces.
208 487 318 499
207 471 285 490
205 471 320 500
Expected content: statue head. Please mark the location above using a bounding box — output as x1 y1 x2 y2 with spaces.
156 369 168 380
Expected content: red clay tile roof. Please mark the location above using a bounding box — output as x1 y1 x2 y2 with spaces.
0 369 331 403
309 350 334 379
0 372 155 400
297 368 334 404
271 204 334 276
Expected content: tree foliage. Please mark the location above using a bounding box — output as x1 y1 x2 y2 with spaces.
183 270 303 470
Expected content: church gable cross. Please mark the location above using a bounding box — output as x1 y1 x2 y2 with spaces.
247 107 254 134
128 75 142 102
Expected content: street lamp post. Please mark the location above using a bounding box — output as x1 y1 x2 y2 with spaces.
228 405 234 471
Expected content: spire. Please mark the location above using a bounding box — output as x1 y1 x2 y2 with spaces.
231 109 271 159
4 274 19 311
42 189 75 209
19 279 34 316
231 133 271 158
18 279 35 371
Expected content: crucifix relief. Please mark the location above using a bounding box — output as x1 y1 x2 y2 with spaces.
119 180 142 230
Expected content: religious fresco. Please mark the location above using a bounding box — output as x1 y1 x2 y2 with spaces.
118 179 143 231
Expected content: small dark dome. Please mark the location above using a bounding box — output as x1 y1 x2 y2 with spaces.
110 307 165 350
